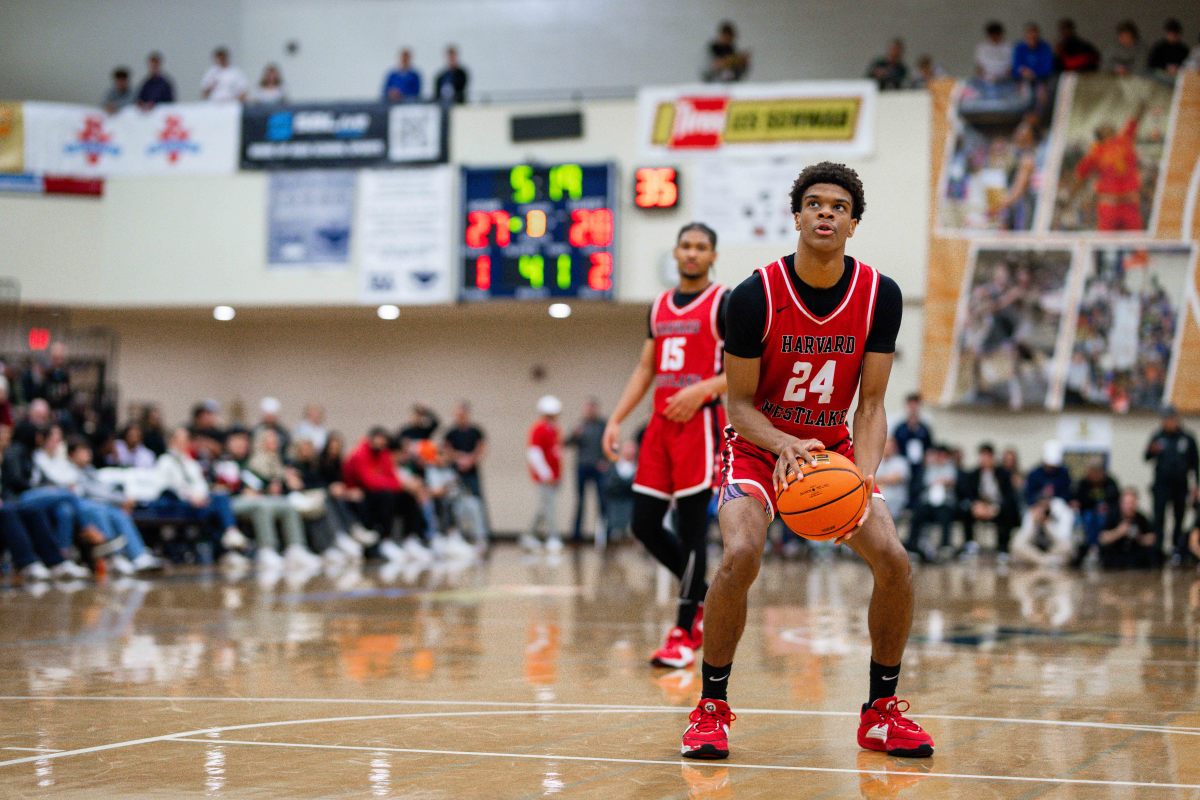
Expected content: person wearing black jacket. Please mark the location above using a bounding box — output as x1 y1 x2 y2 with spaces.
957 443 1020 557
1144 406 1199 563
1073 458 1120 561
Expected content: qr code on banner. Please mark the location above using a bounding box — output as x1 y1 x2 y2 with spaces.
387 105 441 162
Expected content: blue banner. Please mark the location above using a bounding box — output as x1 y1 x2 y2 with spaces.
266 170 355 269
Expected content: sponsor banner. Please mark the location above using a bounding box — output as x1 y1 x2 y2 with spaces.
242 102 446 169
357 166 454 305
638 81 876 158
267 171 356 269
0 173 41 193
0 102 23 173
0 173 104 197
22 102 239 177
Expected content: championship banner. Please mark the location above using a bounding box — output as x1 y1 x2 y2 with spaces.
22 102 239 177
266 170 355 269
357 166 454 305
241 102 446 169
638 81 876 158
0 102 23 173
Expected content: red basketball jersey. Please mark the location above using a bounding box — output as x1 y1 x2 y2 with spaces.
752 257 880 448
649 283 727 416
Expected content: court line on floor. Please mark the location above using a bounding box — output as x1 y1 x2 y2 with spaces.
0 695 1197 735
2 705 1198 772
0 747 62 753
164 736 1200 791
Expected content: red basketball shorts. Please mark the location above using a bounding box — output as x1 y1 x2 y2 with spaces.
1096 201 1143 231
633 405 725 499
718 427 880 519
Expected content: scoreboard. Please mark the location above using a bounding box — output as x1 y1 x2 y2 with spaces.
460 163 616 301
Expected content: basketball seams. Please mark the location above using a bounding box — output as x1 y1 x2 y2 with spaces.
777 475 864 514
782 483 866 539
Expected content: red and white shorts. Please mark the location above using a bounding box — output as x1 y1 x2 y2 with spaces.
718 426 881 519
633 405 725 500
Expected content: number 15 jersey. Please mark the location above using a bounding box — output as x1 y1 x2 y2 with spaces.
649 282 728 416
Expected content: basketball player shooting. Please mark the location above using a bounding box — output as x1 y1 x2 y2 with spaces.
603 223 728 670
681 163 935 759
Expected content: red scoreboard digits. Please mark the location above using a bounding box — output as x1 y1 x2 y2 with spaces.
633 167 679 209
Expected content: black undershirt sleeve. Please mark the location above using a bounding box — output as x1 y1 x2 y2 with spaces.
865 276 903 354
722 272 768 359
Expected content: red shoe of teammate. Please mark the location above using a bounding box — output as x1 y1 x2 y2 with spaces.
857 697 934 758
681 698 735 759
691 604 704 645
651 626 700 668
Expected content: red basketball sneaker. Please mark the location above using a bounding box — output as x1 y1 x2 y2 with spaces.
690 604 704 645
650 626 700 668
681 698 735 759
857 697 934 758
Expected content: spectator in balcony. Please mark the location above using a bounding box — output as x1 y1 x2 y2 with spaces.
343 426 430 561
250 63 287 105
433 45 469 104
958 443 1019 558
567 397 607 543
1072 457 1120 563
1148 19 1189 78
102 67 134 114
293 403 328 452
252 397 291 459
137 51 175 109
910 54 944 89
1054 18 1100 73
703 20 750 82
113 423 156 469
444 401 486 501
866 38 909 90
524 395 563 554
201 46 248 103
1144 405 1198 562
975 21 1012 84
1012 23 1054 85
1108 21 1144 76
1098 488 1156 569
383 48 422 103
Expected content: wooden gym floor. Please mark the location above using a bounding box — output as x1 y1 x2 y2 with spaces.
1 545 1198 798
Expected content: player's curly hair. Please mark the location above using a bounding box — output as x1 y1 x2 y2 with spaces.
789 162 866 221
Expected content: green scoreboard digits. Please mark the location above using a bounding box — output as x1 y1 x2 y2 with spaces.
460 163 617 301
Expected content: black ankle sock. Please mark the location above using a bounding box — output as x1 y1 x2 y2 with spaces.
701 661 731 702
867 660 900 708
676 600 698 631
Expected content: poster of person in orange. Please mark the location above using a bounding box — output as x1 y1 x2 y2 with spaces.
1052 75 1173 232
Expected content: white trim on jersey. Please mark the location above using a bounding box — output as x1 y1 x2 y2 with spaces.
649 291 667 338
779 257 862 326
863 265 880 340
758 266 775 344
665 281 721 316
632 482 673 500
673 407 716 498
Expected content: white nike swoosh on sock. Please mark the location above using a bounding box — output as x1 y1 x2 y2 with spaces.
881 674 898 681
709 675 729 682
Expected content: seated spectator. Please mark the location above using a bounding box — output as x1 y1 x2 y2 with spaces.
188 399 226 456
910 54 943 89
289 437 368 561
433 45 469 104
1098 488 1156 569
382 48 422 103
293 403 328 452
1055 18 1100 72
252 397 291 458
103 67 134 114
875 437 910 516
153 427 246 561
421 445 479 556
44 343 71 413
0 504 69 582
1001 447 1025 499
140 404 168 456
251 63 286 105
905 445 957 561
0 376 13 428
703 20 750 82
1011 497 1075 567
201 46 248 102
214 429 319 572
958 443 1019 558
343 426 429 561
28 425 117 555
113 423 156 469
1012 23 1054 85
603 440 638 544
1108 20 1144 76
397 404 439 449
1072 458 1119 562
1148 19 1189 78
1024 440 1072 506
318 432 377 547
137 51 175 109
866 38 908 90
975 21 1012 83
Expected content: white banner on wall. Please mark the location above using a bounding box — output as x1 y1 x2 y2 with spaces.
357 166 454 305
267 171 356 269
638 80 876 159
23 102 239 177
691 156 807 245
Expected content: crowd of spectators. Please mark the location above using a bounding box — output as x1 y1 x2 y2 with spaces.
888 394 1200 572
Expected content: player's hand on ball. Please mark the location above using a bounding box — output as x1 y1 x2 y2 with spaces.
662 384 707 423
602 420 622 461
835 474 875 544
772 438 825 493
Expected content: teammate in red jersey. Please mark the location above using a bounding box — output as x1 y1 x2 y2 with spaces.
681 163 934 760
603 223 728 670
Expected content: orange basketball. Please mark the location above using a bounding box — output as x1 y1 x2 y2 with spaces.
775 450 866 541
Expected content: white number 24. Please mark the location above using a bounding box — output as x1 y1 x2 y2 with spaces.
660 337 686 371
783 360 836 404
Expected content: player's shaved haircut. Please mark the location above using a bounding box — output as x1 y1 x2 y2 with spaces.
676 222 718 248
789 162 866 221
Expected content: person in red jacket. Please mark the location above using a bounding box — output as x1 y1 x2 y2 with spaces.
524 396 563 554
343 426 429 562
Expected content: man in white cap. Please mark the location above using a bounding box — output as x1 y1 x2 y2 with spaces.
525 395 563 553
253 396 291 456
